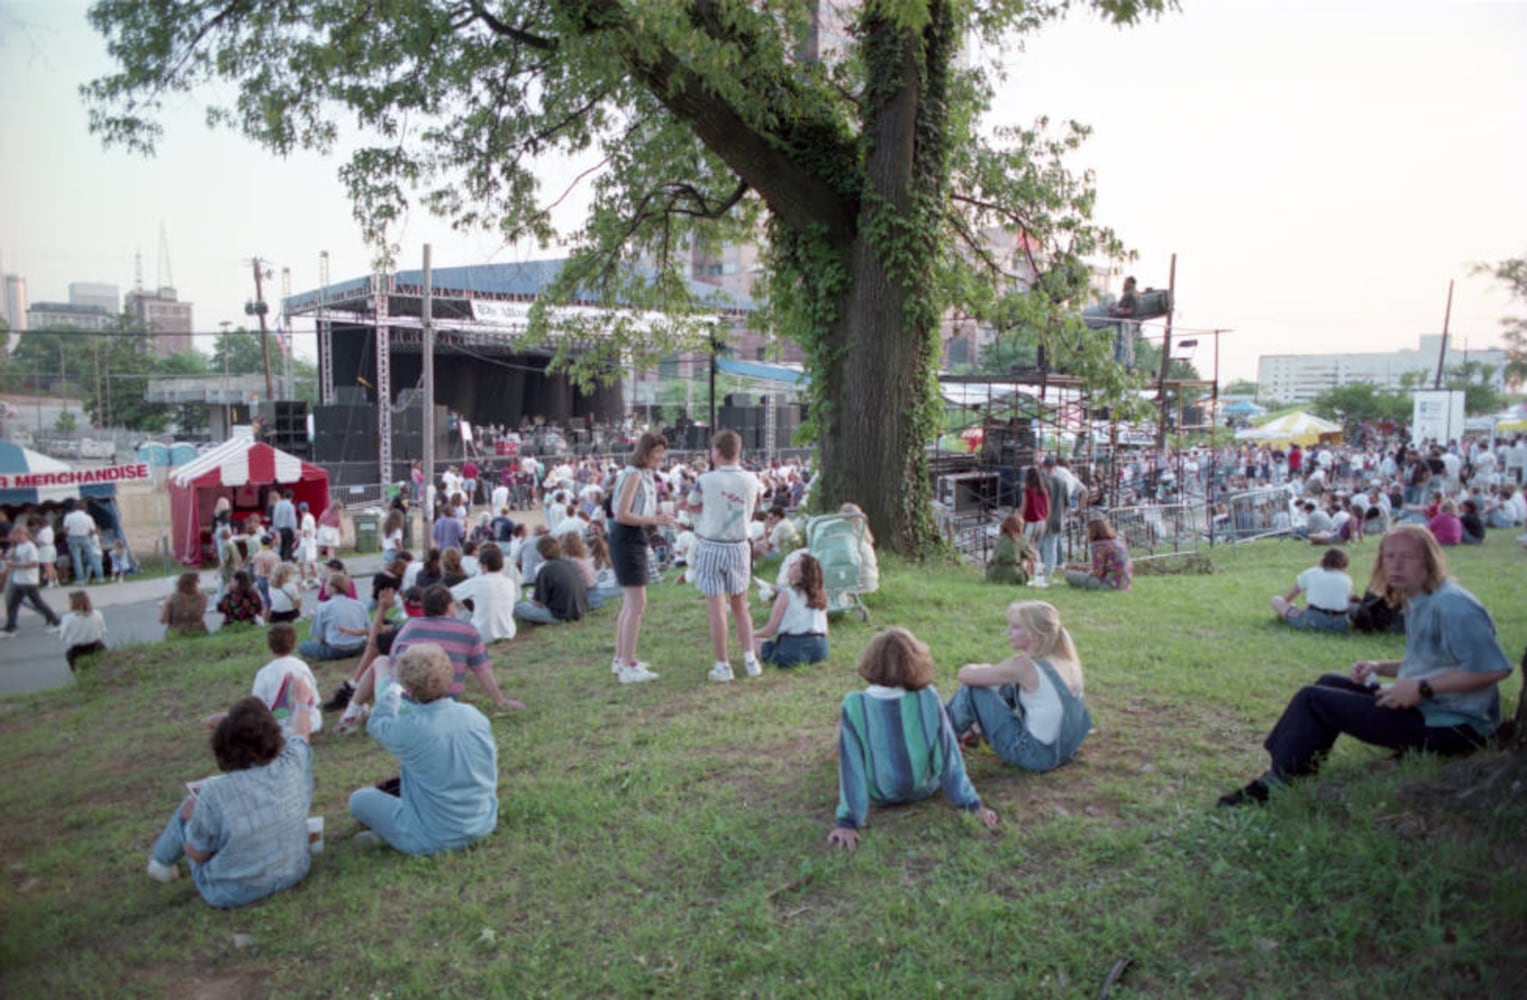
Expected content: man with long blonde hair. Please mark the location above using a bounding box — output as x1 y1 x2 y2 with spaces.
1220 525 1512 806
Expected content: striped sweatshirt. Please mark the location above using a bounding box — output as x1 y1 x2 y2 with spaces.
834 685 982 830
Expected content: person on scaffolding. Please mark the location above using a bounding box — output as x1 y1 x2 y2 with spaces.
1109 276 1139 369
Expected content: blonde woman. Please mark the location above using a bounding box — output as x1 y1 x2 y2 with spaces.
268 563 304 624
946 601 1091 772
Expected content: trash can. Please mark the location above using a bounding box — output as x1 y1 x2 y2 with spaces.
353 508 382 553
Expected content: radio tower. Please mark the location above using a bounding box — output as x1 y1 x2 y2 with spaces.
156 223 175 294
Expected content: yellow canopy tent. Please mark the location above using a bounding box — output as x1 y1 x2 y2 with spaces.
1234 411 1344 447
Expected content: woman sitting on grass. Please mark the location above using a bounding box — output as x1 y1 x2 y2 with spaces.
160 571 209 638
1270 547 1352 633
1064 517 1132 591
216 570 264 628
267 563 303 624
146 694 313 907
946 601 1091 773
985 512 1037 586
752 551 829 668
828 628 999 852
58 589 107 672
348 643 499 855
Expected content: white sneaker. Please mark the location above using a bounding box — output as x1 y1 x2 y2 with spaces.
617 664 659 684
743 655 762 678
708 662 735 683
146 858 179 883
612 658 651 675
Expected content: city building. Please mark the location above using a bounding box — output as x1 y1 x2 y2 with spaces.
69 282 120 314
125 286 194 356
3 273 28 343
26 301 118 332
1257 335 1508 403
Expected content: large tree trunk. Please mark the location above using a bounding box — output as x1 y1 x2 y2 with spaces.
813 5 951 556
816 239 937 556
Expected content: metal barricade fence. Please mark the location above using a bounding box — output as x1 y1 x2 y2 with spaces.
1215 485 1295 544
1103 503 1207 563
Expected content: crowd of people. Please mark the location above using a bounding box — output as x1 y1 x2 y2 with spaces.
11 422 1492 906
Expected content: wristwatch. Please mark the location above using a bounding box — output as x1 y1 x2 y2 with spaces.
1418 679 1435 700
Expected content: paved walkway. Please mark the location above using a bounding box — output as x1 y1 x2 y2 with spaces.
0 550 388 697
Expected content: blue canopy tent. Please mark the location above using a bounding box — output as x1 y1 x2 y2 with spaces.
0 441 149 570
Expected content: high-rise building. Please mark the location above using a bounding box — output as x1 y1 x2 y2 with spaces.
1257 335 1508 403
3 273 28 345
69 282 120 314
126 286 194 355
27 302 117 332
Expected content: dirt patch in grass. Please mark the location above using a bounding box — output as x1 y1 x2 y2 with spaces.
124 968 271 1000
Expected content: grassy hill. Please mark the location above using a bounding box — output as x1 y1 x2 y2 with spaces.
2 533 1523 997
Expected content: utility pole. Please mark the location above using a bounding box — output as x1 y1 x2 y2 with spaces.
246 258 274 399
1155 252 1178 450
1432 279 1454 390
422 244 436 521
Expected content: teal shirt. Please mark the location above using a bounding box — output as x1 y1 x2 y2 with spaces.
1401 580 1511 735
834 685 981 829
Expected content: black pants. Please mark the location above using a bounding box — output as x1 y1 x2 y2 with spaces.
278 527 296 562
1264 674 1480 779
5 584 60 632
67 641 107 670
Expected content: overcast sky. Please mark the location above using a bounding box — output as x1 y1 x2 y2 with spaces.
1 0 1523 385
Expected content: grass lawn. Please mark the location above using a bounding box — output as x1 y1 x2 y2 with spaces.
2 532 1524 998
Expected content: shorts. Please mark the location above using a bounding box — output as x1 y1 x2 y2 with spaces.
610 522 656 587
690 538 751 597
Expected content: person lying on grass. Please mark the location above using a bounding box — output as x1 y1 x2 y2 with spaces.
946 601 1091 773
828 627 999 852
147 694 313 907
349 643 499 855
1270 547 1353 634
1219 525 1514 807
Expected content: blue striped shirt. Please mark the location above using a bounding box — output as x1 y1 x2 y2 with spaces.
834 685 982 829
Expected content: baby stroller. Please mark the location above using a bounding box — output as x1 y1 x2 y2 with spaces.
805 511 871 622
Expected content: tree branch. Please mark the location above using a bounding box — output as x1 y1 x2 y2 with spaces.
469 0 558 50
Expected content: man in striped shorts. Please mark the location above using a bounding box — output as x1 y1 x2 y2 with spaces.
687 430 764 682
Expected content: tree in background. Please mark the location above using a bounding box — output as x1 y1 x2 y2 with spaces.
1473 255 1526 388
1222 378 1260 397
85 0 1166 555
1308 381 1411 435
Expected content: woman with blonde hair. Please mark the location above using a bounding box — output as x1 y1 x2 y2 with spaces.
946 601 1091 772
267 563 303 624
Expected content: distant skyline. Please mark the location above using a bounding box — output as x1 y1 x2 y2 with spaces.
1 0 1524 385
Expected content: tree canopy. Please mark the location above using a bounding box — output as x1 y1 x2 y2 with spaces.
1474 255 1527 387
85 0 1166 553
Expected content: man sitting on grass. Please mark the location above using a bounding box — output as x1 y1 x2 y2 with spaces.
1220 525 1513 807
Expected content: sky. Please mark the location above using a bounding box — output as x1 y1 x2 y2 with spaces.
1 0 1524 386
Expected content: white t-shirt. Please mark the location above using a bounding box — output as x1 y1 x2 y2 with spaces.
776 586 827 637
1017 664 1064 745
450 572 519 643
7 540 40 586
58 610 107 648
1297 566 1353 613
689 466 762 542
63 508 94 540
251 655 322 735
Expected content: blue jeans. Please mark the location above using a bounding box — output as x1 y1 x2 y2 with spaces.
760 633 829 667
68 540 92 586
299 638 366 660
1039 530 1062 573
350 787 435 855
513 601 562 625
945 682 1090 773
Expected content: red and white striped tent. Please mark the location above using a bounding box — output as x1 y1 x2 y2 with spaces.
168 439 330 565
